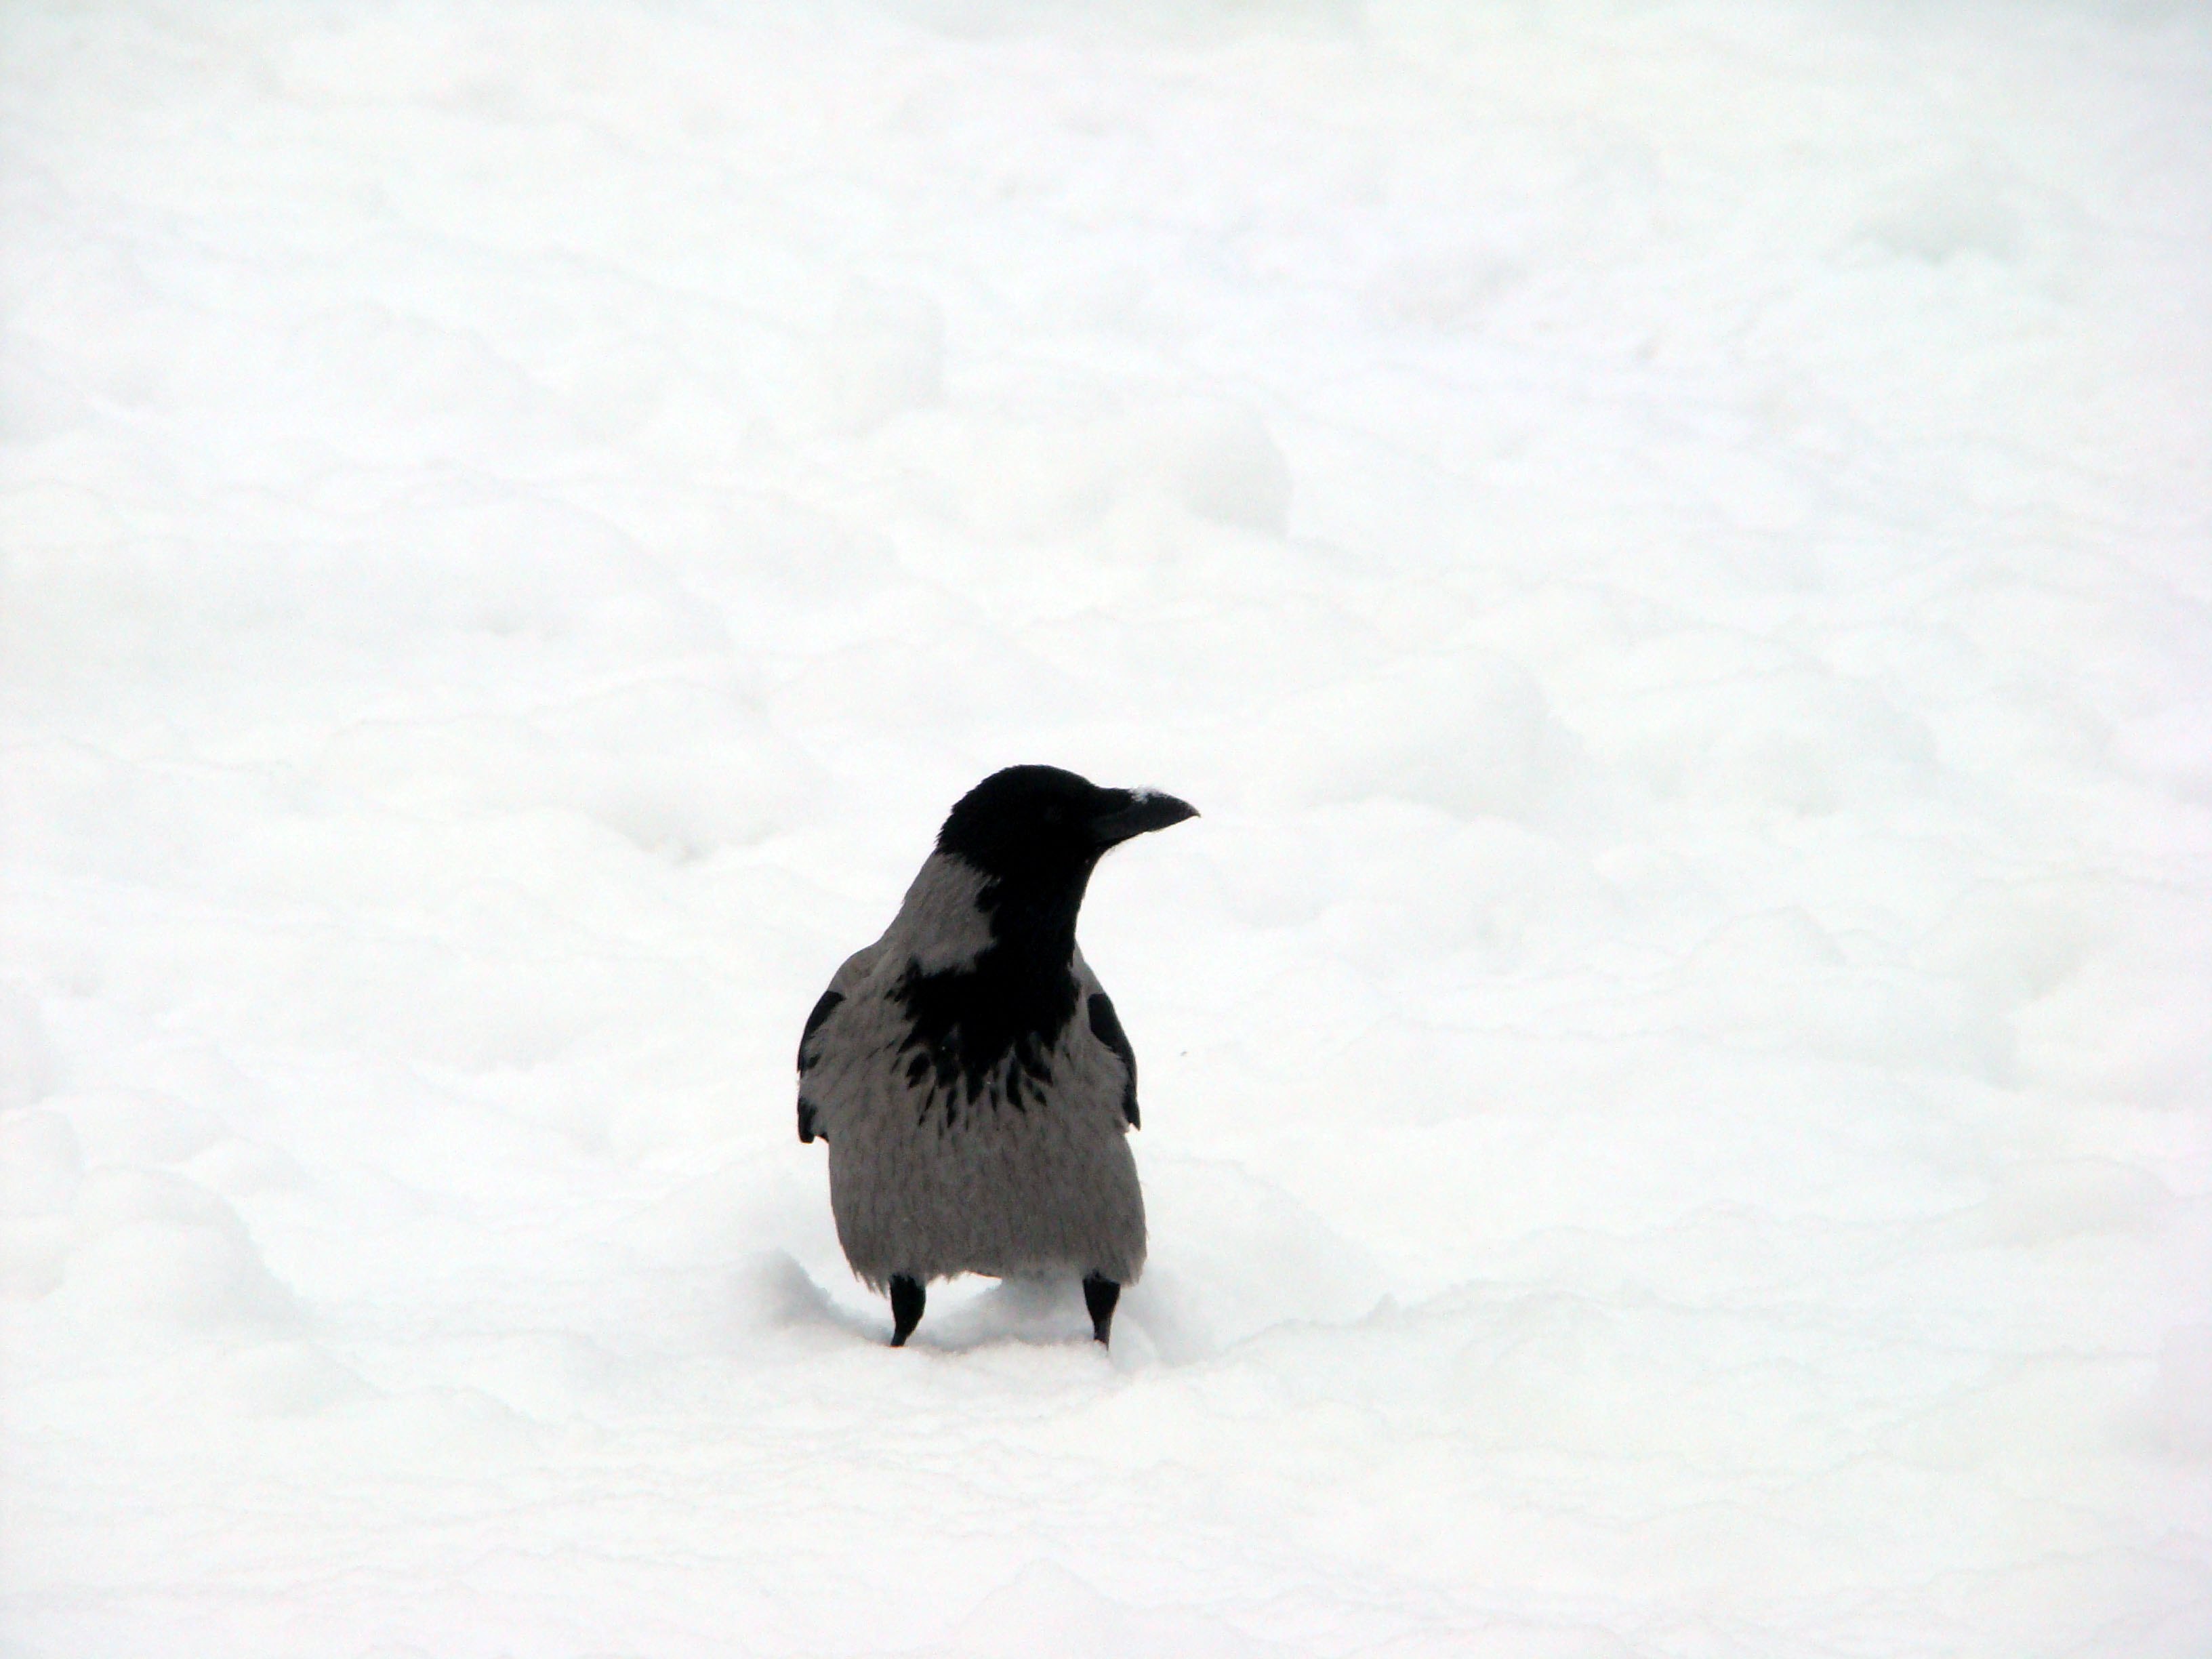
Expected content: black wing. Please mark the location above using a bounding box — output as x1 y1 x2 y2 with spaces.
798 989 843 1072
796 989 844 1142
1088 991 1139 1129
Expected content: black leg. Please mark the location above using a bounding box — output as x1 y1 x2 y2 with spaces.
888 1275 925 1347
1082 1275 1120 1346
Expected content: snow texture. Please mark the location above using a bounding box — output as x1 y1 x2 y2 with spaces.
3 1 2209 1654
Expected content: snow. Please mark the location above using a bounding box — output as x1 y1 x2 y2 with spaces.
3 0 2209 1654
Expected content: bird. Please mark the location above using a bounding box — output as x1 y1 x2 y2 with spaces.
795 765 1196 1348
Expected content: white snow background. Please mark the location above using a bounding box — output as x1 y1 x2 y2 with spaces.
3 1 2209 1654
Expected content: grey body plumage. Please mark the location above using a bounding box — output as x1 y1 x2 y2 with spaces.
796 766 1195 1346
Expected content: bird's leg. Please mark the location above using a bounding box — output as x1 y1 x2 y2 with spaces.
1082 1275 1120 1346
888 1275 925 1347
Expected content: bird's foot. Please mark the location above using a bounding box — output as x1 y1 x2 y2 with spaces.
1082 1274 1120 1346
888 1275 925 1347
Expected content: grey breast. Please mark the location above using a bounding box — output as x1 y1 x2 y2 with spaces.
804 932 1145 1291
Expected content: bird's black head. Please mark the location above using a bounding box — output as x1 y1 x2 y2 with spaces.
935 766 1195 961
937 765 1196 885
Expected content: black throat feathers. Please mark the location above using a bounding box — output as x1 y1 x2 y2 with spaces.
892 866 1091 1111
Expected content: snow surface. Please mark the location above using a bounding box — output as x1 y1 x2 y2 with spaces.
3 1 2210 1654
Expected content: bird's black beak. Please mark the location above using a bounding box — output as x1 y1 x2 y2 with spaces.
1089 788 1198 849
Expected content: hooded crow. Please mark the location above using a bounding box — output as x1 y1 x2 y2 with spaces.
796 765 1196 1347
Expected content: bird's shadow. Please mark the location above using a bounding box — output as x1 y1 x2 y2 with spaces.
736 1250 882 1345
